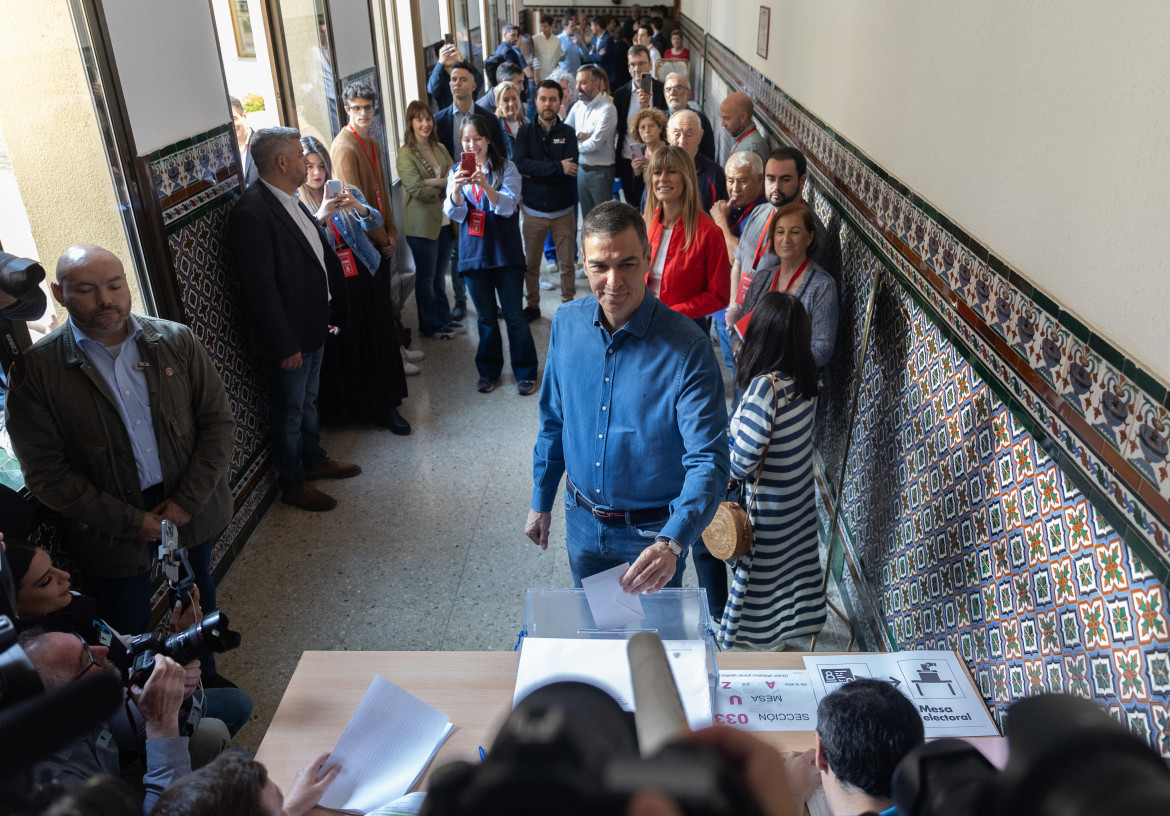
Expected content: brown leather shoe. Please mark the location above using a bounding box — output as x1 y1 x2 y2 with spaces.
304 459 362 481
281 484 337 512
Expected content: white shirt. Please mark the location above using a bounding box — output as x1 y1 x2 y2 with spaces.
565 92 617 166
621 80 643 160
649 226 672 296
259 178 330 300
531 31 563 78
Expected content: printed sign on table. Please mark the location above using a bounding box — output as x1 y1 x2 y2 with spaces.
713 670 818 731
802 651 1000 737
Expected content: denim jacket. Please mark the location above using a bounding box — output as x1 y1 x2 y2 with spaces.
322 185 384 274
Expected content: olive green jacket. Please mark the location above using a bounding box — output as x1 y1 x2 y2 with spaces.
5 316 235 577
396 142 454 240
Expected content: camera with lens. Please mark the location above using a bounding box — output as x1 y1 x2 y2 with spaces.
0 253 46 303
127 610 241 687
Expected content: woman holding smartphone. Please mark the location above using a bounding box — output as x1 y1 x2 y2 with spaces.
443 115 538 395
299 135 411 433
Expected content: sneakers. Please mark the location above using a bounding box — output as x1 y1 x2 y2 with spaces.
542 258 557 273
538 277 556 290
451 303 466 320
304 458 362 480
524 306 541 322
517 379 537 396
403 359 421 375
282 483 337 512
443 321 467 334
476 376 499 393
575 265 586 279
402 346 424 362
422 328 457 340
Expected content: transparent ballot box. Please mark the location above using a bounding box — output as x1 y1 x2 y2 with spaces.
516 588 718 727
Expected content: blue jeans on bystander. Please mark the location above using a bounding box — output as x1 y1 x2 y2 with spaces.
264 345 327 490
463 264 538 383
408 231 454 335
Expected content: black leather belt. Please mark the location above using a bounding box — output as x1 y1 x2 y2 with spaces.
567 480 670 526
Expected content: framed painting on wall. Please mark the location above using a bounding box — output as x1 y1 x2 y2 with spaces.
757 7 770 59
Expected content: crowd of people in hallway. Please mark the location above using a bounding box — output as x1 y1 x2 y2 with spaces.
0 5 857 814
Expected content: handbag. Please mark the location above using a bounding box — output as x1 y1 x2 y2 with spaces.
702 375 783 560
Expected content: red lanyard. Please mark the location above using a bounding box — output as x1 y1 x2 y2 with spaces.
732 126 757 153
730 200 758 234
752 210 776 269
328 220 346 247
771 257 810 294
348 126 383 212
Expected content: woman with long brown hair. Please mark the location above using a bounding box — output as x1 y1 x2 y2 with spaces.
641 145 730 331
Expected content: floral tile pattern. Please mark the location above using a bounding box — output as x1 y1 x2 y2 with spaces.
694 22 1170 752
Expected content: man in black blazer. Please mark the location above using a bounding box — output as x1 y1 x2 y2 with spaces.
226 126 360 512
433 61 507 160
614 45 667 207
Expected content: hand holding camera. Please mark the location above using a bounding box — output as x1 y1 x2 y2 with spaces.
131 654 187 740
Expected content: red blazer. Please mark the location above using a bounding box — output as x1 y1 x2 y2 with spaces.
646 210 731 319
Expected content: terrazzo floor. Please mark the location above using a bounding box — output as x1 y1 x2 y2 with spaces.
215 274 852 753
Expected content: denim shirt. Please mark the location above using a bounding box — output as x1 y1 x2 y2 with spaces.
532 293 730 553
321 185 384 275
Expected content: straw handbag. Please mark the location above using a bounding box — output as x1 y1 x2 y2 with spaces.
702 375 780 560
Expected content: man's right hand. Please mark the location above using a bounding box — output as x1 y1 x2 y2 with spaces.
525 509 551 550
137 511 165 542
710 200 731 227
561 159 579 176
282 752 343 816
281 351 304 370
131 655 187 740
439 43 459 67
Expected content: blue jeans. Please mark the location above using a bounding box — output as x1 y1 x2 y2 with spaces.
448 226 466 305
408 232 454 334
563 490 686 588
577 165 615 220
265 345 327 490
463 265 538 382
691 541 729 621
712 309 736 375
203 687 253 736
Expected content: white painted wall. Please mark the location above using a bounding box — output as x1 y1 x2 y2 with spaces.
331 0 375 79
685 0 1170 383
420 0 441 45
103 0 228 154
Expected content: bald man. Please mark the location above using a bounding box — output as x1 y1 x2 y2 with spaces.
5 245 235 650
719 92 770 165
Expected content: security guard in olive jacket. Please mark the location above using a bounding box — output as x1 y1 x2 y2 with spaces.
5 245 235 646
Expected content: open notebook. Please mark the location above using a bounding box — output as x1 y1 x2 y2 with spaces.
317 676 453 814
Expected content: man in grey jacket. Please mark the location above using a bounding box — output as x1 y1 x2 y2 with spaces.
5 245 234 646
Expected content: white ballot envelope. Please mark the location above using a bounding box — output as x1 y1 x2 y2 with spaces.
581 563 645 630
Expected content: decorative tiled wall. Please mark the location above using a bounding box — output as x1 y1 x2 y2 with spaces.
145 124 275 578
690 22 1170 752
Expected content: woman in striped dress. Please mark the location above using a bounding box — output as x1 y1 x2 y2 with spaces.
718 292 826 649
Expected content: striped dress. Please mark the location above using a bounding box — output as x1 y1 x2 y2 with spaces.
717 373 826 649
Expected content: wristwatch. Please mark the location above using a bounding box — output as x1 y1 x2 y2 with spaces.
654 535 683 557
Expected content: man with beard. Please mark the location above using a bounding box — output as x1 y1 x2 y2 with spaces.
724 146 829 332
20 629 216 814
513 80 579 318
5 245 234 646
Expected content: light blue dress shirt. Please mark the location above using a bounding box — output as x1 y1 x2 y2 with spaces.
70 315 163 490
532 293 730 553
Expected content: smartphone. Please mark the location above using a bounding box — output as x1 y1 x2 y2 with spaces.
630 143 646 160
460 151 477 174
640 72 653 95
444 33 454 45
325 179 343 197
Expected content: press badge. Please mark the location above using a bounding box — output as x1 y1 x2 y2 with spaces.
468 210 486 237
553 138 565 144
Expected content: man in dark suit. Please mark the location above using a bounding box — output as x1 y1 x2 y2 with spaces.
433 61 507 161
614 44 667 206
226 127 360 512
427 42 483 110
583 16 619 85
494 24 532 96
230 96 258 187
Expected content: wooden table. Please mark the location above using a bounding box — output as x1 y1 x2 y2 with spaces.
255 650 986 812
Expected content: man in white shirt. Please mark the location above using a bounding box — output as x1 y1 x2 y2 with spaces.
634 24 662 71
565 64 617 219
531 13 564 82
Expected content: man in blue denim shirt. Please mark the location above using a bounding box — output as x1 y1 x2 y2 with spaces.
527 201 729 594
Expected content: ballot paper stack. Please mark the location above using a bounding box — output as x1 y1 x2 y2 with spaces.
513 585 718 728
316 677 453 814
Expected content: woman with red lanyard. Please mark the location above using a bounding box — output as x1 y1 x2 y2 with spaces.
299 136 411 434
642 145 730 333
736 201 839 370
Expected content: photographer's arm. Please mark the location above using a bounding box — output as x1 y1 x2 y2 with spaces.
133 655 193 814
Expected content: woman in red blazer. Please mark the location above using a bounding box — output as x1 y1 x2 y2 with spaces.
642 145 730 331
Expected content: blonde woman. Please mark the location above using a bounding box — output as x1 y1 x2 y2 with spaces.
396 100 463 339
494 83 526 158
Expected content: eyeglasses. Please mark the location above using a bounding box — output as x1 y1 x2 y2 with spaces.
346 103 376 113
75 634 99 680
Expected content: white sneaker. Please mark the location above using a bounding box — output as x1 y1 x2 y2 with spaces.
402 359 421 376
402 346 424 363
542 258 557 273
575 266 586 279
539 277 556 290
